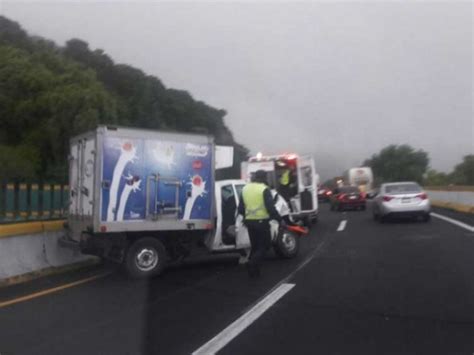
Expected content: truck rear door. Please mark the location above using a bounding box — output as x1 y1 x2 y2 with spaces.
298 157 318 213
69 135 96 231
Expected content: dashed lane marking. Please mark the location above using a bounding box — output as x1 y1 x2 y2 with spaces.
431 212 474 233
192 283 296 355
337 220 347 231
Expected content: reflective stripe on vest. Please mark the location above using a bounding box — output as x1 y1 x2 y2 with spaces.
242 183 270 220
280 170 290 186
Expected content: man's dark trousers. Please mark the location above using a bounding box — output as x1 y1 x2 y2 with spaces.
246 219 271 276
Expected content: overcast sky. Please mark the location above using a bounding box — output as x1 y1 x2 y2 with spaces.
1 1 472 179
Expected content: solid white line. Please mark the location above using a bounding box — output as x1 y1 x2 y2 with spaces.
192 283 295 355
431 212 474 233
337 220 347 231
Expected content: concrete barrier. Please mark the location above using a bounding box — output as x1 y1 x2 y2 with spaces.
425 187 474 214
0 221 96 285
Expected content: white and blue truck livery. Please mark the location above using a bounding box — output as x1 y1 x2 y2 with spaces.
60 126 300 277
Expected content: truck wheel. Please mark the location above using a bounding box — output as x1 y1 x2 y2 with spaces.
125 237 167 278
274 229 300 259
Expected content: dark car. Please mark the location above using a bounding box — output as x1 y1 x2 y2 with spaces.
317 186 332 202
330 186 366 211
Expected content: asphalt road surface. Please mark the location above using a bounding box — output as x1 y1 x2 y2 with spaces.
1 204 473 355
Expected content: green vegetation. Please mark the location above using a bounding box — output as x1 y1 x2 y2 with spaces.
0 16 248 182
363 144 429 185
425 155 474 186
362 144 473 187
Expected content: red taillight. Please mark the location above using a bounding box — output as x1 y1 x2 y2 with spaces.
416 193 428 200
326 191 332 196
338 194 346 200
383 195 394 202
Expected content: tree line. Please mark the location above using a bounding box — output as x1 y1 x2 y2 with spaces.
0 16 248 182
363 145 473 186
322 145 473 188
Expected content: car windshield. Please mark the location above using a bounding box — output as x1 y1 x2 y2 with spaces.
385 183 422 194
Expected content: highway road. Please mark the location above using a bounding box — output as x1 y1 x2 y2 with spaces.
1 204 473 355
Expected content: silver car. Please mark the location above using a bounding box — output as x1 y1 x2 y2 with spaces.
373 182 431 222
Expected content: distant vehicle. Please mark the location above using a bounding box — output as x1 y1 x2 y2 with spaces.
317 186 332 202
242 153 318 225
330 185 366 211
344 167 374 197
372 182 431 222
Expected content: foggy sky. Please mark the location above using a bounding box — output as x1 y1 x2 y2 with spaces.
1 1 472 180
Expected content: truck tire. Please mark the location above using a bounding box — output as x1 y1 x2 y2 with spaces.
125 237 167 278
273 229 300 259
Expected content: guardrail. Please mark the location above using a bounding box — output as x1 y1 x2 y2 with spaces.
425 185 474 192
425 186 474 214
0 183 69 223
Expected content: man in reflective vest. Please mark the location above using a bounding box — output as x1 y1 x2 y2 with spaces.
278 167 296 203
238 170 281 278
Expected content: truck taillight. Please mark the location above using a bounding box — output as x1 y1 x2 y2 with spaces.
416 193 428 200
383 195 394 202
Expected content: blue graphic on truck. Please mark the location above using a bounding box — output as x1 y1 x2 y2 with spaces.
101 136 213 222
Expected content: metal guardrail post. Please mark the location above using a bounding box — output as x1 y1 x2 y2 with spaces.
62 185 69 217
5 183 15 221
18 183 28 220
53 184 61 218
30 184 39 220
42 184 52 219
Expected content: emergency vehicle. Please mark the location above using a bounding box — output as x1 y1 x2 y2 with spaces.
242 153 319 225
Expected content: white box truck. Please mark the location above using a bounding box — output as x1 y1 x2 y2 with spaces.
60 126 302 277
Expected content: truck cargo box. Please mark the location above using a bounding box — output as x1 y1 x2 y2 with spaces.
68 126 217 240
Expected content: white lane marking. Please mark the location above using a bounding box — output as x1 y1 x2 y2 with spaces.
241 238 329 315
337 220 347 231
192 283 295 355
431 212 474 233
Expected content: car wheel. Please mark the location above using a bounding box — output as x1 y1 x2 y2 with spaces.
373 212 379 221
423 213 431 223
274 229 300 259
125 237 167 278
379 215 387 224
338 204 344 212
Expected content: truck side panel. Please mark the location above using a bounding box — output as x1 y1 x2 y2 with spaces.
97 129 214 231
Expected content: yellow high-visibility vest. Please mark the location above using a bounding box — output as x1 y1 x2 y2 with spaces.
280 170 290 186
242 183 270 220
